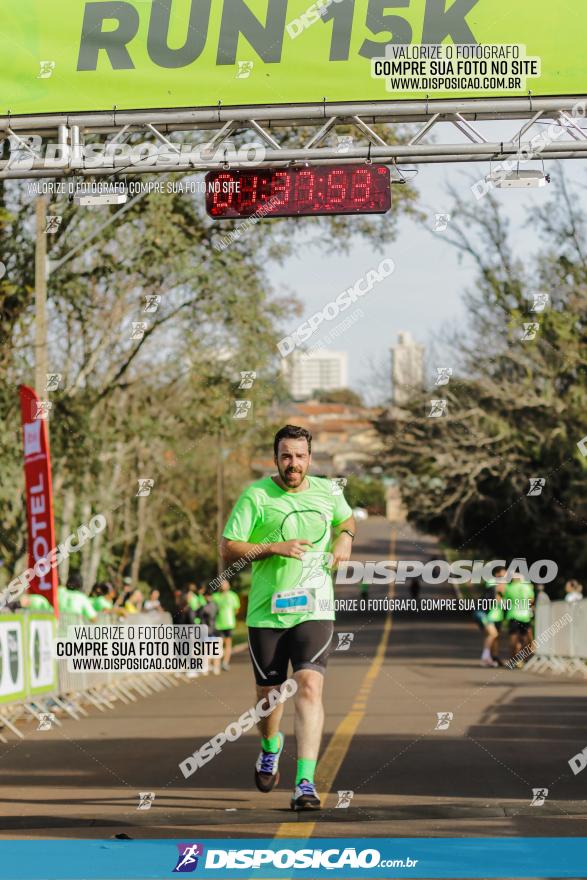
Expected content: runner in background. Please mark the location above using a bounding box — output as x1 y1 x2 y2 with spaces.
212 579 240 671
186 582 205 617
504 572 535 667
19 592 52 612
463 574 497 667
482 566 508 667
198 588 221 675
59 573 97 621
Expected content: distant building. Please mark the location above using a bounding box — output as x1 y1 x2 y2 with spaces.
391 331 424 406
283 350 348 400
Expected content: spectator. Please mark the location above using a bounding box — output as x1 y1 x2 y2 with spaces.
564 579 583 603
198 588 218 632
144 588 162 612
172 592 197 625
124 589 144 614
212 580 240 671
59 573 97 620
19 592 53 612
90 582 115 613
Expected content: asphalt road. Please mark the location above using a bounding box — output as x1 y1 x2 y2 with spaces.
0 517 585 840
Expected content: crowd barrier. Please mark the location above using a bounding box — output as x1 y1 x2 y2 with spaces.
0 610 192 741
524 594 587 677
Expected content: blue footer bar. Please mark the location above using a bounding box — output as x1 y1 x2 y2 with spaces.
1 838 586 879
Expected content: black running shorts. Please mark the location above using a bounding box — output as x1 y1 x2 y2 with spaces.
248 620 334 686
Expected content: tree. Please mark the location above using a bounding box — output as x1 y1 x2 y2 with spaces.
375 173 587 592
312 388 364 406
344 475 385 514
0 134 418 593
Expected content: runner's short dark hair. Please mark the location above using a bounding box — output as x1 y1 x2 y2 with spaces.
273 424 312 457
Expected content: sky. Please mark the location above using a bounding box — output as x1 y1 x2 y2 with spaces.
271 121 586 401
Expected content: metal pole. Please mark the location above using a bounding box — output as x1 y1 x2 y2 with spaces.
34 195 48 396
216 431 225 577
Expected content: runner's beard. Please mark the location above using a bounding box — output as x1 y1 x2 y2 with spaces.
278 464 308 488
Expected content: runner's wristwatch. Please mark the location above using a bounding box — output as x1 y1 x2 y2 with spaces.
340 529 355 540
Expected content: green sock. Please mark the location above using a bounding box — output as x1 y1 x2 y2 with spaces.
261 733 281 754
296 758 317 785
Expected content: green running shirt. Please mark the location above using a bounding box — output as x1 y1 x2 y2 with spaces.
28 594 53 612
504 580 535 622
223 475 352 629
59 588 97 620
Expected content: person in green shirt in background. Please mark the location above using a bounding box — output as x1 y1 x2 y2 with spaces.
212 579 241 671
20 592 53 612
504 572 535 667
90 582 115 614
186 583 205 619
481 566 508 667
59 573 97 621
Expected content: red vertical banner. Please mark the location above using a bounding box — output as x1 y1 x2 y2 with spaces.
18 385 59 611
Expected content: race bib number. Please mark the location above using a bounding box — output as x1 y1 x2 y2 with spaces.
272 589 315 614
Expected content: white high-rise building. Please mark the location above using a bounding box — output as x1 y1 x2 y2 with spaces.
283 350 348 400
391 331 424 406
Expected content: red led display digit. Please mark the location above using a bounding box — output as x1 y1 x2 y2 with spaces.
296 169 316 206
325 168 347 205
209 172 234 212
271 170 292 208
351 168 372 204
238 173 259 210
205 165 390 218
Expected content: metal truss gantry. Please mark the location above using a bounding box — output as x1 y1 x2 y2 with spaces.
2 96 587 179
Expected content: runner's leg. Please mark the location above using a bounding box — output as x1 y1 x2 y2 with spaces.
293 668 324 766
289 620 333 807
223 634 233 667
248 627 289 792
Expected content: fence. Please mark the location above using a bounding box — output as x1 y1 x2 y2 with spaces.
0 610 193 742
524 594 587 677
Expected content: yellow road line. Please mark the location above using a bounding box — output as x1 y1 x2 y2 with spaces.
275 613 392 839
389 524 397 562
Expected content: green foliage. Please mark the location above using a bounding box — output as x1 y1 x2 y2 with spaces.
344 475 385 514
0 150 416 589
376 173 587 591
312 388 364 406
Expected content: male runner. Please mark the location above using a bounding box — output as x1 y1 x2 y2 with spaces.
221 425 355 810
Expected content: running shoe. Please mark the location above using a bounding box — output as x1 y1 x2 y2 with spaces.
480 657 498 667
254 733 284 793
291 779 321 811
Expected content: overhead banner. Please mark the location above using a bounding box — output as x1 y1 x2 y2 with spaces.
18 385 59 612
2 0 586 116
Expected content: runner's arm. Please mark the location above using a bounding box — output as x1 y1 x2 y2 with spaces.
331 515 356 567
